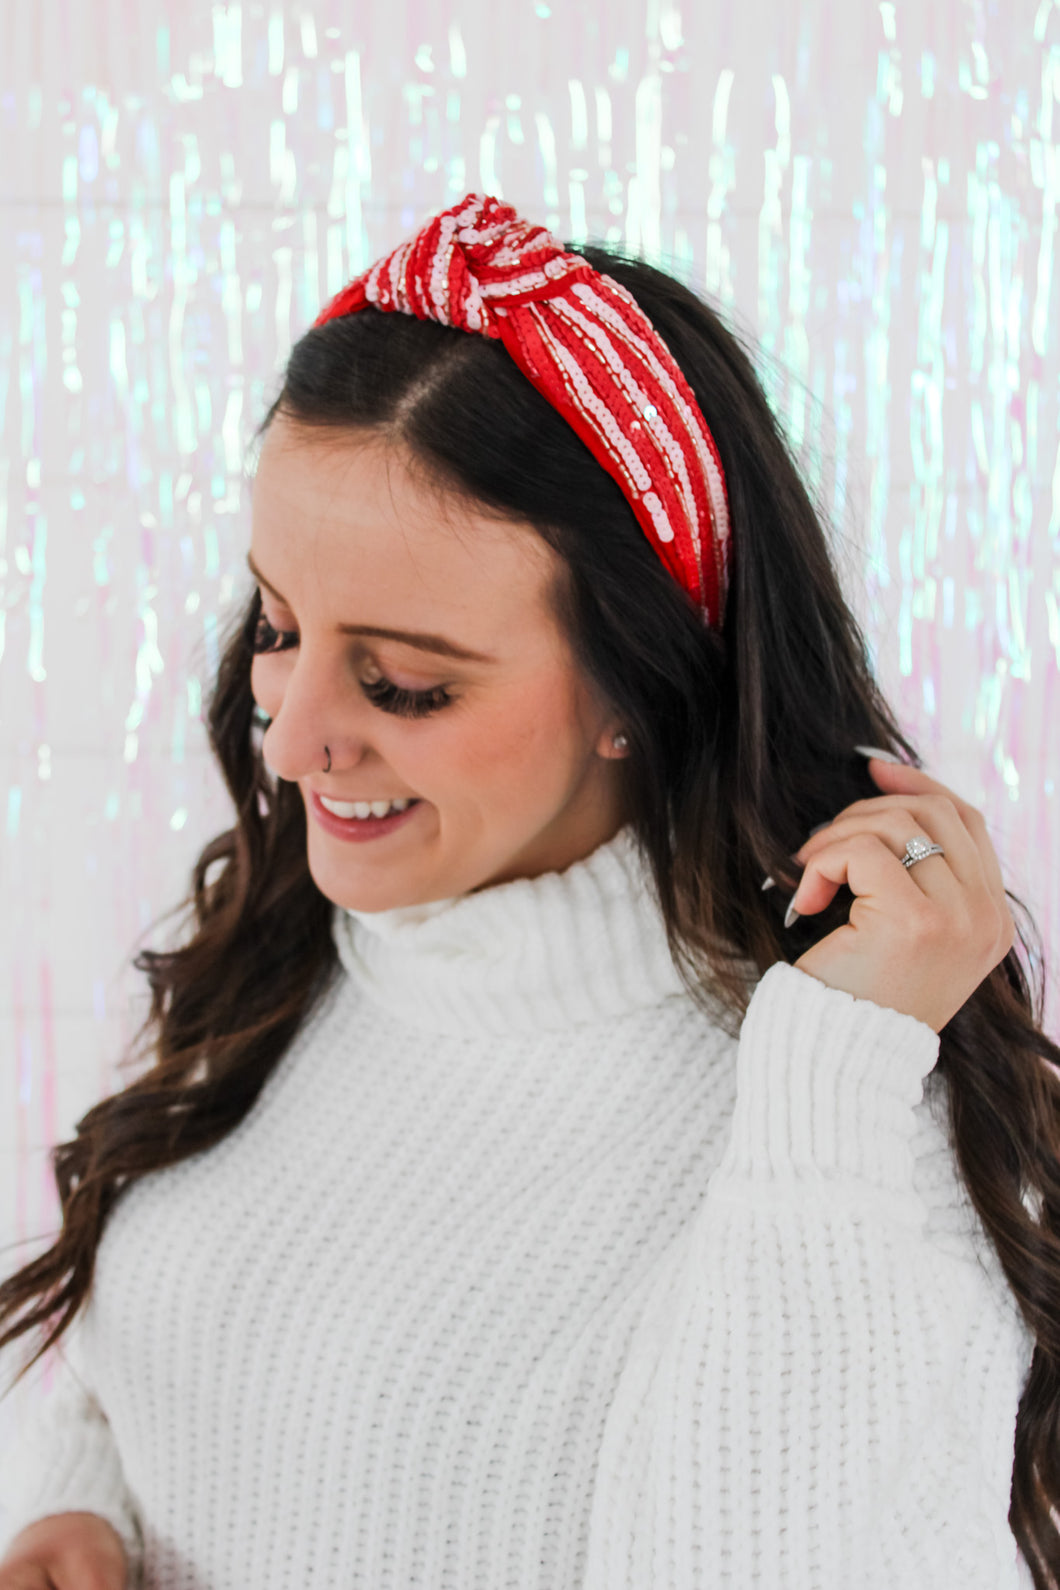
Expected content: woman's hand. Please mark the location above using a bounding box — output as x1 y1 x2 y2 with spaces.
787 756 1016 1034
0 1511 128 1589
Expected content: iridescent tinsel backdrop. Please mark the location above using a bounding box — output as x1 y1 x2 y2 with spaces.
1 0 1059 1472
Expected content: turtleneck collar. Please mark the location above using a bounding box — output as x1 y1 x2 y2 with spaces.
332 823 691 1035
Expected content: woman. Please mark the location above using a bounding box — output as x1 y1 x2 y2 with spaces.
0 193 1057 1589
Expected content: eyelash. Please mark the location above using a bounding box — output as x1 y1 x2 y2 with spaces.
250 614 454 721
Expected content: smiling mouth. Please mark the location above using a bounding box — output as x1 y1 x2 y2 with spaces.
317 795 420 819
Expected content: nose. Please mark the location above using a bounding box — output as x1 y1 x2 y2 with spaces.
256 652 373 783
262 711 370 785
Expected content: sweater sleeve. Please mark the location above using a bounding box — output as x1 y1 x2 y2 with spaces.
0 1317 144 1586
583 960 1036 1589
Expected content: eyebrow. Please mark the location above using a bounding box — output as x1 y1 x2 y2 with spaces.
244 552 497 665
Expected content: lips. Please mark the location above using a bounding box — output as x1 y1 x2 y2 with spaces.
308 790 423 843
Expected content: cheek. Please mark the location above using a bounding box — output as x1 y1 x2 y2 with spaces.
453 679 583 783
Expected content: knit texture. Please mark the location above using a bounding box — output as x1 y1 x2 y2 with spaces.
0 824 1037 1589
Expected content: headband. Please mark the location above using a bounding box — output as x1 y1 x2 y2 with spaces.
313 193 731 631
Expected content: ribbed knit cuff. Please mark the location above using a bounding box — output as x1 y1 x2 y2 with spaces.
714 960 941 1196
0 1367 144 1585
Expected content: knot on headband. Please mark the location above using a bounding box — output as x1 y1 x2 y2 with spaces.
315 193 731 630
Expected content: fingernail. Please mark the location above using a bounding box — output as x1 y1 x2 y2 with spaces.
761 874 776 891
784 897 801 929
853 744 904 765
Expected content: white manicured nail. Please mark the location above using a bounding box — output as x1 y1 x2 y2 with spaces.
853 744 904 765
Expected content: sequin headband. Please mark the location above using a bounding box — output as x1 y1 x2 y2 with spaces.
313 192 731 631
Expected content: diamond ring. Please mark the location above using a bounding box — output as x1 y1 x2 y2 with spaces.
901 835 945 869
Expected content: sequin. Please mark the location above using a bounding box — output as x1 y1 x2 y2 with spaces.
314 193 731 629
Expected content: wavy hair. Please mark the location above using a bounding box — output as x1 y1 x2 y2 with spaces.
2 244 1059 1582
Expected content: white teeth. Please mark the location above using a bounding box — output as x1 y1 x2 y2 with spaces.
319 795 414 820
319 798 360 817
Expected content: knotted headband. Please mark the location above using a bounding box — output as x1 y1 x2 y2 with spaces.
313 192 731 631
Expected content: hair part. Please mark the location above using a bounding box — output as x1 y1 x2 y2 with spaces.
2 244 1059 1582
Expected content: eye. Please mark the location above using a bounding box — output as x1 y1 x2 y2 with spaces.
250 612 454 721
360 673 454 720
251 613 298 656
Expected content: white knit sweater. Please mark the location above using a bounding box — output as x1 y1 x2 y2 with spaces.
0 824 1037 1588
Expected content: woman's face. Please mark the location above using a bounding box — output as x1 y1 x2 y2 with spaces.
248 413 630 912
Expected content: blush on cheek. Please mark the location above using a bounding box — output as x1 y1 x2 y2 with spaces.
463 691 578 782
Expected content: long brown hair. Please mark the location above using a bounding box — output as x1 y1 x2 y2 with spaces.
3 245 1059 1583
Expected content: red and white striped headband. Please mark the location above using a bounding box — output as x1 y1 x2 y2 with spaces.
313 192 731 631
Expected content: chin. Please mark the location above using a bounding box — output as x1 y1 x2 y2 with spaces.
305 842 426 910
312 873 405 914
